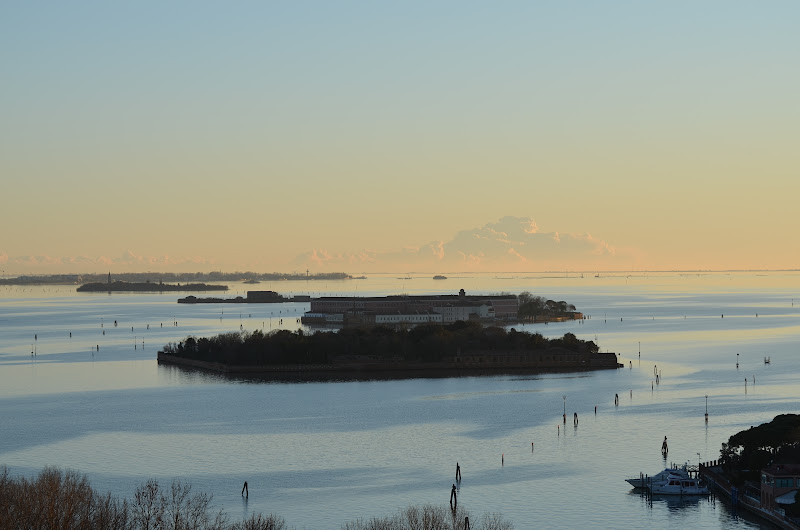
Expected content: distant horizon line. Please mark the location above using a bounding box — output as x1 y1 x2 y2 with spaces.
2 268 800 279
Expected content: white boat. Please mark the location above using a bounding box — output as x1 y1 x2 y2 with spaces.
625 466 690 488
648 474 709 495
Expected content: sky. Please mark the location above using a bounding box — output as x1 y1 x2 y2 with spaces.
2 2 799 274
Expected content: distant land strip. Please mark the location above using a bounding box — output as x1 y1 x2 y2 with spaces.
0 272 356 286
77 281 228 292
178 291 310 304
157 323 621 380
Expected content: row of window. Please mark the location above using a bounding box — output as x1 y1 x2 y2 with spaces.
763 476 799 488
376 315 442 323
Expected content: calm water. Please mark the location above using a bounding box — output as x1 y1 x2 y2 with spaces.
2 272 799 528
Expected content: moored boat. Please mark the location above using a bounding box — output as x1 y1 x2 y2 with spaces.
625 465 690 489
648 474 709 495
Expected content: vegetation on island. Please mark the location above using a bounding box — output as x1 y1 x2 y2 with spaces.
517 292 577 320
161 321 600 367
0 466 512 530
77 281 228 292
719 414 800 485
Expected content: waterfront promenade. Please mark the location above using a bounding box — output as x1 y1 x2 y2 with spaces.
701 463 799 529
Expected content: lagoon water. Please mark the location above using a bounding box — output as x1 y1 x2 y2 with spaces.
2 272 799 528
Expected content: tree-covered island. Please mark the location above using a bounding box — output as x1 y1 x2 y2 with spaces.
158 321 621 378
77 280 228 292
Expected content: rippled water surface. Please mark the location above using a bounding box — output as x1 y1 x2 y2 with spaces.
2 272 799 528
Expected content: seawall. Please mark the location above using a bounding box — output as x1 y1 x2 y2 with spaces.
700 464 799 529
157 350 620 380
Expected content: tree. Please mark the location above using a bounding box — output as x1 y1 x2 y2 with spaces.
517 293 548 319
719 414 800 483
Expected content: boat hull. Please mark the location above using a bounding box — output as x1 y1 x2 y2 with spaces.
648 486 709 495
648 475 709 495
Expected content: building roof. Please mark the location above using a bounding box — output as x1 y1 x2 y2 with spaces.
776 490 798 505
313 293 516 302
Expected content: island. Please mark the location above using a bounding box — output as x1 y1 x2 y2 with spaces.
157 322 621 379
433 275 447 280
78 281 228 292
178 291 311 304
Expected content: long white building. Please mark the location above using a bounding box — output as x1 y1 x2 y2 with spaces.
302 289 518 326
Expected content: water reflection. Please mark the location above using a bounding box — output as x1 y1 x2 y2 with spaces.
626 490 710 510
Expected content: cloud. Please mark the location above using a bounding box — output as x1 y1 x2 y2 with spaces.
293 216 636 272
1 218 636 274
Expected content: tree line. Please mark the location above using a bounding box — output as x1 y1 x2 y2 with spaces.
517 292 576 319
161 321 599 367
0 466 512 530
719 414 800 482
0 466 284 530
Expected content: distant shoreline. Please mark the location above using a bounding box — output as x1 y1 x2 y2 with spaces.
77 281 228 293
177 291 310 304
3 269 799 286
0 272 355 286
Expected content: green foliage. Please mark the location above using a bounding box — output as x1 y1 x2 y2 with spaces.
77 281 228 292
517 292 576 319
719 414 800 482
162 323 599 367
728 414 800 450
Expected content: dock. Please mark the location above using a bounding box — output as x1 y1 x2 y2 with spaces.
699 461 799 529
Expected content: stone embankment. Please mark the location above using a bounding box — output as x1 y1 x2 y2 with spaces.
157 349 620 379
700 463 799 529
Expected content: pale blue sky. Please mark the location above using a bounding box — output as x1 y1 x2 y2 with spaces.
2 2 798 273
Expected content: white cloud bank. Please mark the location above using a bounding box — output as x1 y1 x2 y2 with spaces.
0 217 639 275
294 216 639 272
